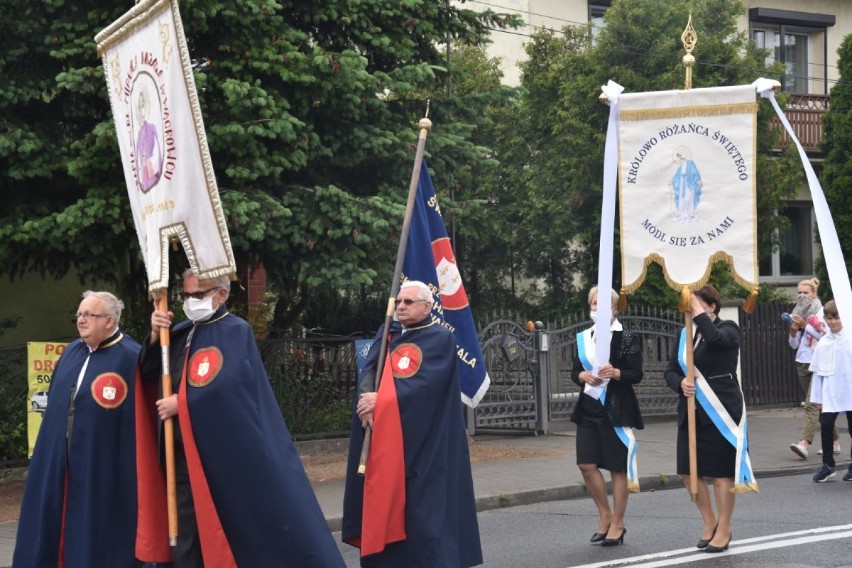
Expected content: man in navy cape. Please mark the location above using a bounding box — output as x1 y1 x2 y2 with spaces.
137 269 344 567
14 291 141 568
342 280 482 567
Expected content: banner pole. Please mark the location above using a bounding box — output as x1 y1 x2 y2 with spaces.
358 112 433 475
680 15 699 502
156 293 179 546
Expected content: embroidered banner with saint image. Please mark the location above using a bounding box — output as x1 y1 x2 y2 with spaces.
617 85 758 293
96 0 236 291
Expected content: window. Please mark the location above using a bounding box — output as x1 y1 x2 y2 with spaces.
588 2 610 41
759 204 816 281
748 8 835 96
752 28 809 94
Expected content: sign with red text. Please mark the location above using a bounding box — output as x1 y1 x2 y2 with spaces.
95 0 235 291
26 342 67 457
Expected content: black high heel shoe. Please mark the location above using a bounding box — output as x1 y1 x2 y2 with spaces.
601 528 626 547
697 525 718 549
589 531 607 543
704 533 732 553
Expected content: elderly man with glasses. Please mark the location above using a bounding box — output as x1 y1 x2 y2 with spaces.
14 291 141 568
343 280 482 567
137 269 344 567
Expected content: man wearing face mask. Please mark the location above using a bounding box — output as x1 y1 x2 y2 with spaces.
137 269 345 567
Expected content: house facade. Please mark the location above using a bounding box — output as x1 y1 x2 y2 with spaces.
472 0 852 291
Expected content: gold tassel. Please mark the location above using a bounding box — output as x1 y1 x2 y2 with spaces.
742 287 759 314
627 481 640 494
730 482 760 494
617 288 628 313
679 285 692 313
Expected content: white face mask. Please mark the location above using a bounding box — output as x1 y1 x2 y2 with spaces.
183 296 216 322
590 311 598 322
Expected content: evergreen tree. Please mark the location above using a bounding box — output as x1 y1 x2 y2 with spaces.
0 0 520 330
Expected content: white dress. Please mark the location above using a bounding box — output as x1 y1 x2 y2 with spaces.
809 329 852 413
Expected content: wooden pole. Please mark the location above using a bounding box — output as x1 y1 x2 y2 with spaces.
156 293 179 546
684 309 698 500
358 113 433 475
681 13 699 502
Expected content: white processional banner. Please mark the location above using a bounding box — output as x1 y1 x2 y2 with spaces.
95 0 235 291
617 85 758 293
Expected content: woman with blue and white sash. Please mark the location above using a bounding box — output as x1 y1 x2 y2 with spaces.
571 287 644 547
664 284 757 554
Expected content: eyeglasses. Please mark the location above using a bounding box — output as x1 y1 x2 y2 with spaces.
396 298 430 306
73 313 110 321
180 287 220 300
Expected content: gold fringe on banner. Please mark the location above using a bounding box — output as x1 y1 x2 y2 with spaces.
620 102 758 122
742 286 759 314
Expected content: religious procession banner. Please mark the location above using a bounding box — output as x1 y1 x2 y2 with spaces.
26 341 67 457
617 85 758 293
95 0 236 291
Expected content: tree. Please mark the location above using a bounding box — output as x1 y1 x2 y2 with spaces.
0 0 520 332
490 0 801 317
819 33 852 299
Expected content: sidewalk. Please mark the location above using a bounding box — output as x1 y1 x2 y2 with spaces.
0 407 832 566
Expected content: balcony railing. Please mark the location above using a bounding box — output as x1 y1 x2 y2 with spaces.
771 94 830 155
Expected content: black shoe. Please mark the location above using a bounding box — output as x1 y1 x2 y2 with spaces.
704 533 732 553
590 531 607 543
697 525 718 549
601 528 626 547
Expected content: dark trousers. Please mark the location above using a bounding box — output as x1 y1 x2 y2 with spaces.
820 411 852 468
175 445 204 567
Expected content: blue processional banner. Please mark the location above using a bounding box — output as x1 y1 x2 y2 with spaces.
402 161 490 407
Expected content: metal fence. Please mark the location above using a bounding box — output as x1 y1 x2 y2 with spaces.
470 306 685 434
0 302 805 463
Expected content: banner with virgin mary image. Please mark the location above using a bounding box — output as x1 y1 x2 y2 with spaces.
96 0 236 291
616 85 758 293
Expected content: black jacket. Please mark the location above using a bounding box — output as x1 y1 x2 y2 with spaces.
570 328 645 429
664 312 742 427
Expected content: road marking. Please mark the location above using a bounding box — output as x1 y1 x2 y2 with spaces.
568 524 852 568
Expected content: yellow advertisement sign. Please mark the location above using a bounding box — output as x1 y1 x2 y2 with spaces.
26 342 67 458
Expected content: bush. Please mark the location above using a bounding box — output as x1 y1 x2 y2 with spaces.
0 347 28 465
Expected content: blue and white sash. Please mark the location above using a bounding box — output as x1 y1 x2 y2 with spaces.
577 325 639 492
677 329 759 493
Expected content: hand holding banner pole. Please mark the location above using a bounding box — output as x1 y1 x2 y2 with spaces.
358 111 432 475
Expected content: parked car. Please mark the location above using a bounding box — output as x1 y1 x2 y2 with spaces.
31 391 48 413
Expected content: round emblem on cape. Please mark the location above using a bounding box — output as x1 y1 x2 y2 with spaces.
188 347 224 387
90 373 128 410
391 343 423 379
432 237 469 310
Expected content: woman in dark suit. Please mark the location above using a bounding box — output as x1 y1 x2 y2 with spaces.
571 287 644 547
664 284 754 554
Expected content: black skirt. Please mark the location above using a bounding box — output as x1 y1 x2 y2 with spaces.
676 375 744 478
576 394 628 473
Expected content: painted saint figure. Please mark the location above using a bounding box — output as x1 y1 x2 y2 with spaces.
669 147 703 223
135 86 162 192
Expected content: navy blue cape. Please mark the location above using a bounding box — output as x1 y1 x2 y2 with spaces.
137 312 344 567
342 319 482 567
14 331 140 568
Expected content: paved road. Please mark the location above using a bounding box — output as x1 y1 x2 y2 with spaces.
0 407 845 566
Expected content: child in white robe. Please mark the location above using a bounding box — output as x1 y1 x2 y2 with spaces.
809 300 852 482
